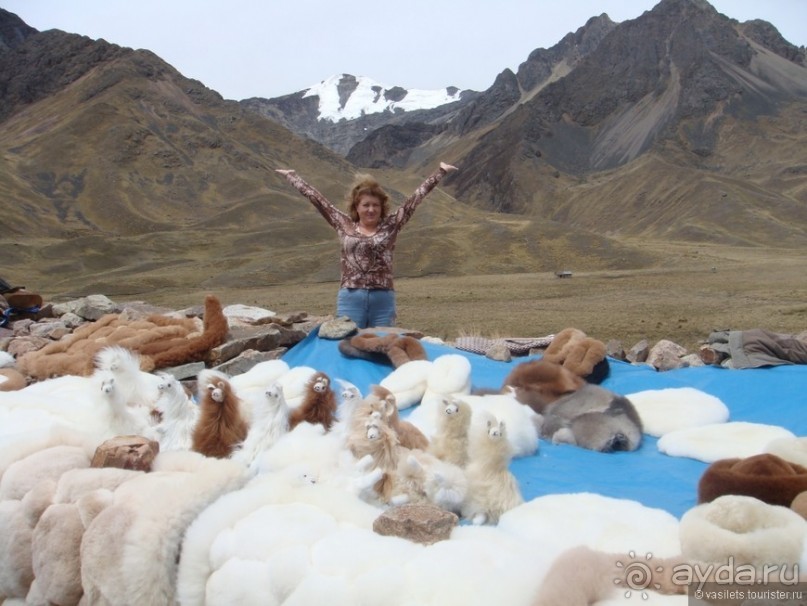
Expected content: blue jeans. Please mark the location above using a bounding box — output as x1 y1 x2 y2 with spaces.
336 288 396 329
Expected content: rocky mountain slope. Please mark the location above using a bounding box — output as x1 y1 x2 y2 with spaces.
0 1 806 305
258 0 807 246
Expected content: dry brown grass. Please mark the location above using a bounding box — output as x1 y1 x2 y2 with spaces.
121 243 807 353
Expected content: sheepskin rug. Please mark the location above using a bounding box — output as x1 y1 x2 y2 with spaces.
177 482 683 606
79 451 248 605
625 387 729 437
656 421 797 463
766 436 807 468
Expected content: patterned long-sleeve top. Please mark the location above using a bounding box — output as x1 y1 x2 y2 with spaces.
281 166 449 290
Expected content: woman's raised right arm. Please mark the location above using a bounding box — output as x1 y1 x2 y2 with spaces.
275 169 350 230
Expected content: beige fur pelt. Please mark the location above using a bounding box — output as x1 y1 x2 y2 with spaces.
532 545 686 606
339 332 428 368
17 295 228 380
0 368 27 391
542 328 608 382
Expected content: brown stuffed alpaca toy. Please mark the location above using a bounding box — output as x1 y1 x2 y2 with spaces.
542 327 609 383
339 332 427 368
288 371 338 431
501 359 585 414
698 453 807 507
192 370 248 459
368 385 429 450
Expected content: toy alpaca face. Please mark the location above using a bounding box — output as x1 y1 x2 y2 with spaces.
366 421 381 440
101 377 115 395
265 383 283 401
443 399 459 415
312 375 329 393
157 375 175 393
487 419 504 438
341 386 360 401
207 381 225 403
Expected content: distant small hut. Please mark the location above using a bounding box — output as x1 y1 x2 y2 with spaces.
555 270 573 279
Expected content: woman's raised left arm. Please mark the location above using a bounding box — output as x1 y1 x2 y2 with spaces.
394 162 458 225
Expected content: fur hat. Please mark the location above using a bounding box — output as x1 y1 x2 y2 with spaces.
339 331 427 368
680 494 807 570
541 327 609 383
698 453 807 507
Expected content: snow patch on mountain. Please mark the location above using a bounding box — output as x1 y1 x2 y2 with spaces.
303 74 462 122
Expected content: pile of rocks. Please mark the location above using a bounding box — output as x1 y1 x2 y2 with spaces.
1 292 716 389
0 293 328 385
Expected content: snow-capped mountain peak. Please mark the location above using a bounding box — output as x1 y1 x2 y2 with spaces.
303 74 462 122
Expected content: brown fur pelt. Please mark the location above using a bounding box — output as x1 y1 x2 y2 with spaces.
502 359 585 414
339 332 427 368
17 295 228 380
532 545 686 606
0 367 28 391
542 327 609 383
698 453 807 507
288 371 338 431
191 370 248 459
368 385 429 450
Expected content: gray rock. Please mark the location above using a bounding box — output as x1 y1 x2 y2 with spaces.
646 339 688 371
28 320 71 340
372 503 458 545
53 294 120 321
626 339 649 364
7 336 50 357
90 435 159 471
213 349 287 376
486 342 512 362
59 312 86 329
223 304 277 326
605 339 626 361
160 361 206 381
318 316 358 340
680 353 705 368
206 325 306 366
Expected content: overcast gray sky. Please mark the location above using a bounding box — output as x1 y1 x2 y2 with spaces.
3 0 805 101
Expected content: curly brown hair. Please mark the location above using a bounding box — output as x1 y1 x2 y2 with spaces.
346 173 391 222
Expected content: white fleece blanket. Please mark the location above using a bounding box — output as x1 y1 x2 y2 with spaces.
626 387 730 437
657 421 797 463
177 482 681 606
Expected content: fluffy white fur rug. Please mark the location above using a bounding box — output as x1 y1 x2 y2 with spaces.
626 387 729 437
765 436 807 469
657 421 796 463
379 360 433 409
177 483 682 606
79 451 248 605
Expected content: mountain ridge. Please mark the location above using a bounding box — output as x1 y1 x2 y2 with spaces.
0 1 805 305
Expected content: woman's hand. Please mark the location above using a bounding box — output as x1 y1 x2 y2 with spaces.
275 169 296 176
440 162 458 172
